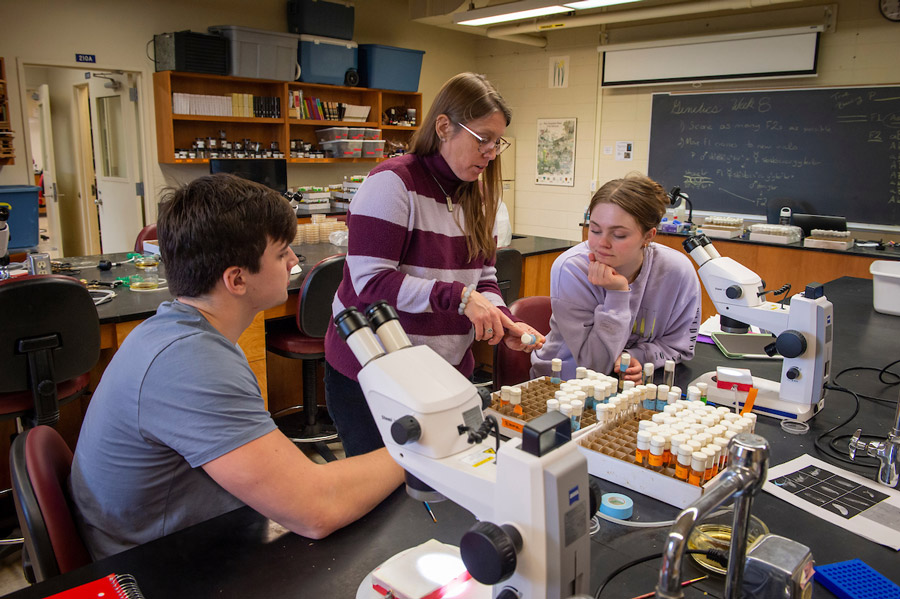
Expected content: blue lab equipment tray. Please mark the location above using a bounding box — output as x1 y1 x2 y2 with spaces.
358 44 424 92
815 559 900 599
0 185 40 251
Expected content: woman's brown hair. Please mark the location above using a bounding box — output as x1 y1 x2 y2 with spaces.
588 174 669 232
410 72 511 261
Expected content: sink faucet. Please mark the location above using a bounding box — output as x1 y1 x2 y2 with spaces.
849 388 900 488
655 433 769 599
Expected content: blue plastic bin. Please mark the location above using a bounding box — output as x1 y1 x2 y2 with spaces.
297 35 358 86
0 185 40 251
358 44 425 92
287 0 355 41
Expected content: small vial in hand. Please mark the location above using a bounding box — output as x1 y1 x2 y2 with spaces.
521 332 538 346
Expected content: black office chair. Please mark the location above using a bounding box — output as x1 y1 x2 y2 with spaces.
0 275 100 428
10 425 92 582
494 247 523 306
266 255 345 462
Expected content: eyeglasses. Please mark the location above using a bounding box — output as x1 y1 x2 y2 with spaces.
457 122 511 155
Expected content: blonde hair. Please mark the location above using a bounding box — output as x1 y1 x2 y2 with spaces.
410 73 511 261
588 174 669 232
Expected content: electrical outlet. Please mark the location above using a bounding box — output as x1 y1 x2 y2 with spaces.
28 253 51 275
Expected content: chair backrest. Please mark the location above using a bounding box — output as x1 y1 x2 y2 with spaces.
297 254 346 338
134 223 158 253
493 296 553 389
0 275 100 427
494 247 523 306
10 426 91 582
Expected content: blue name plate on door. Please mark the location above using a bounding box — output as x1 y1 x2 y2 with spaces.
75 54 96 63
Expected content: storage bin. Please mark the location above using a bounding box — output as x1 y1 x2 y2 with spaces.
870 260 900 316
287 0 355 41
208 26 299 81
347 127 365 140
363 128 381 140
0 185 40 251
358 44 425 92
361 139 385 158
297 35 358 86
153 31 229 75
316 127 349 143
321 139 362 158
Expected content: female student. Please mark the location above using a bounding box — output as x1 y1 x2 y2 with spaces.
324 72 545 456
531 174 700 382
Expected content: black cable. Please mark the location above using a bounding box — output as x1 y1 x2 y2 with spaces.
832 360 900 404
594 548 726 598
815 384 877 468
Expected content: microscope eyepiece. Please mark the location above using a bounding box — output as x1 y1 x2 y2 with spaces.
364 300 400 330
334 307 369 342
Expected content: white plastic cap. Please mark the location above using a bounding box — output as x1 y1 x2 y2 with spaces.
551 358 562 371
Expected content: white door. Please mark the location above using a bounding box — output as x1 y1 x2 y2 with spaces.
87 72 144 253
36 84 63 256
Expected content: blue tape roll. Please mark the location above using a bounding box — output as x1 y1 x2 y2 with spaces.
600 493 634 520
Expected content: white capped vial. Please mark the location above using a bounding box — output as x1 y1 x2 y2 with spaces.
510 387 522 406
670 386 682 399
501 386 512 403
623 380 636 391
707 443 723 474
638 420 657 433
664 359 676 388
744 413 757 433
648 435 666 472
651 412 667 425
636 430 652 467
656 384 670 412
644 383 658 411
697 381 709 403
555 390 568 401
643 362 655 385
551 358 562 383
521 332 538 346
702 447 718 481
687 386 701 402
667 391 680 406
689 451 707 486
547 399 560 412
576 366 588 379
714 436 730 469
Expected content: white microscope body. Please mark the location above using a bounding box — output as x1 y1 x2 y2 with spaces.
337 303 592 599
683 234 833 421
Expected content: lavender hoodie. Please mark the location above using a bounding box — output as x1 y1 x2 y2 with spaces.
531 241 700 381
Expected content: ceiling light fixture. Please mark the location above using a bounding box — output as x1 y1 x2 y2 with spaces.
564 0 642 8
454 0 647 26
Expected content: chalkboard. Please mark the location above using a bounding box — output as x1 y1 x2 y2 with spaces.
648 87 900 226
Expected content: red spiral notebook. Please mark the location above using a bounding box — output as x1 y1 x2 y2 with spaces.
46 573 146 598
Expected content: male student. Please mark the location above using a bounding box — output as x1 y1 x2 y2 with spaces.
70 173 403 559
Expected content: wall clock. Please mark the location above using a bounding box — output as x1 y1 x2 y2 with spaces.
880 0 900 21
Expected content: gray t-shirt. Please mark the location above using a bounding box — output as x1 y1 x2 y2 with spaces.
69 300 277 559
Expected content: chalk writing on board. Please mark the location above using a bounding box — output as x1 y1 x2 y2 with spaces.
649 87 900 225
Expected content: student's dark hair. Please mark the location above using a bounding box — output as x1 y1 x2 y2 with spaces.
158 173 296 297
588 173 669 232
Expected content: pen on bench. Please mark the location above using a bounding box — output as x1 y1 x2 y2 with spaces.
628 575 707 599
423 502 436 523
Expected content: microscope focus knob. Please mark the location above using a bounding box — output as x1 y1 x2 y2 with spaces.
725 285 743 299
460 521 522 585
786 367 801 380
776 330 807 358
390 415 421 445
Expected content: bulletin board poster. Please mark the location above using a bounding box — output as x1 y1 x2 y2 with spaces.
536 118 576 187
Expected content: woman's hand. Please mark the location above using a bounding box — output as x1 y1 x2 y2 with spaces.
588 253 629 291
623 355 643 382
463 290 506 345
502 321 545 353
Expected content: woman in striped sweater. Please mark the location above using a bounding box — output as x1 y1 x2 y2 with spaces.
324 73 545 456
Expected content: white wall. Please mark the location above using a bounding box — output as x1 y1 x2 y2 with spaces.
474 0 900 241
0 0 478 226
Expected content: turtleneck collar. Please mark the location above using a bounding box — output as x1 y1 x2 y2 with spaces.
420 153 464 200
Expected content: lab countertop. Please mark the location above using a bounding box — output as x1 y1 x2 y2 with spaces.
66 234 574 325
5 276 896 599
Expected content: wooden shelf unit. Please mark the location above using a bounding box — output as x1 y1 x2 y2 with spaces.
153 71 422 164
0 57 15 166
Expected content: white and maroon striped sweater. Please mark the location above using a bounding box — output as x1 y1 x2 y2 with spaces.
324 152 513 381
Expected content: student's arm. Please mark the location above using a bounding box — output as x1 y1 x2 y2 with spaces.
203 431 404 539
625 278 701 369
551 255 633 374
